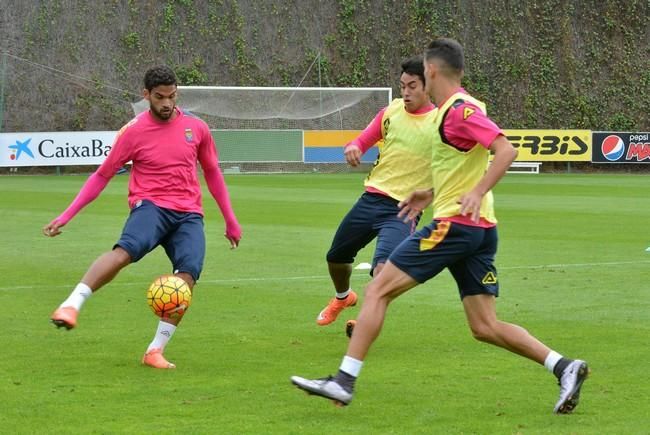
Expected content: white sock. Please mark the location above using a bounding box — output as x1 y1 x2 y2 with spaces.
147 321 177 353
340 355 363 377
60 283 93 311
336 289 352 299
544 350 563 373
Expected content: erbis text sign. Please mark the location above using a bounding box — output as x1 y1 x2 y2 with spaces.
503 129 591 162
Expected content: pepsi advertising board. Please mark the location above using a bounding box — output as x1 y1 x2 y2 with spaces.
592 132 650 163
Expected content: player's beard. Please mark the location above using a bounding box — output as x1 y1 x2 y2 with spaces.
151 104 174 121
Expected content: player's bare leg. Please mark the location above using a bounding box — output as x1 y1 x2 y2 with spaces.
328 261 353 293
462 294 589 413
346 262 417 360
373 262 386 276
293 261 417 405
461 294 550 363
345 262 386 338
51 247 132 329
80 247 132 290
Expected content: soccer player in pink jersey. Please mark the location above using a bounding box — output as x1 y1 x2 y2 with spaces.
292 38 588 413
316 56 436 328
43 65 242 369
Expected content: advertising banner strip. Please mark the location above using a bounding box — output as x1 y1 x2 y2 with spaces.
13 128 646 167
1 131 117 167
503 129 592 162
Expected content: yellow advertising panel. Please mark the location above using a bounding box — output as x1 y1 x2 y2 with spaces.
503 129 592 161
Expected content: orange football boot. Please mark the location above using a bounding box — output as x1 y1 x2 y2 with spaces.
142 348 176 369
50 306 79 330
316 291 358 326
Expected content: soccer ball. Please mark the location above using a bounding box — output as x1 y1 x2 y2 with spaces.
146 275 192 319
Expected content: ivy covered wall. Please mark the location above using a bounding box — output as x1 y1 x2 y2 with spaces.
0 0 647 131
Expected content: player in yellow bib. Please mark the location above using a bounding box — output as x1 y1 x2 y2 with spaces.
315 56 436 327
293 38 588 414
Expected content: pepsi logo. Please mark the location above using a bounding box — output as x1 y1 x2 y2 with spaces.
601 135 625 161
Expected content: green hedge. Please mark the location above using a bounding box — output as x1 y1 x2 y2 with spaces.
4 0 648 132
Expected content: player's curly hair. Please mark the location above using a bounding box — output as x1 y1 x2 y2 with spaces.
143 65 177 91
401 55 426 86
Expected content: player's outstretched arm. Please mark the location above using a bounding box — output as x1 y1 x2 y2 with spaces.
43 172 111 237
203 165 242 249
458 135 517 223
398 189 434 223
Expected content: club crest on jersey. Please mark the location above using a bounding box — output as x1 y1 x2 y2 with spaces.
185 128 193 142
481 271 497 285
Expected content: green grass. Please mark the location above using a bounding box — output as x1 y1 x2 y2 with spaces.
1 172 649 434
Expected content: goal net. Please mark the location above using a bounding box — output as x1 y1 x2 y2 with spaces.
131 86 392 173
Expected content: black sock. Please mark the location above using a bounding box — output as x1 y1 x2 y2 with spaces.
553 357 573 379
334 369 356 393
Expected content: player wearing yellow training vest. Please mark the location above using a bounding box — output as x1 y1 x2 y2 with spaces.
293 38 589 414
315 56 437 327
362 97 435 202
430 93 496 226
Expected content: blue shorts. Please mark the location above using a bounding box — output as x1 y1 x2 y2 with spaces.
115 200 206 281
327 192 419 274
389 220 499 299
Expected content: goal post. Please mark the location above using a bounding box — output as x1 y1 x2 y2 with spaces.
131 86 392 172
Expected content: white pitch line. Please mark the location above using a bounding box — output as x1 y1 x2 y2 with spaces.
3 274 337 291
4 259 650 292
500 259 650 270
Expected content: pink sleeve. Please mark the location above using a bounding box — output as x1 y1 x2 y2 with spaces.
197 124 219 172
55 172 111 225
203 166 242 240
198 123 241 240
346 108 387 154
443 102 503 150
96 124 135 178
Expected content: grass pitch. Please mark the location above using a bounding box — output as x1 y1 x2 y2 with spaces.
1 172 649 434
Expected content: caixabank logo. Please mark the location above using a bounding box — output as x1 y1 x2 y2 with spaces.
592 132 650 163
7 138 35 161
